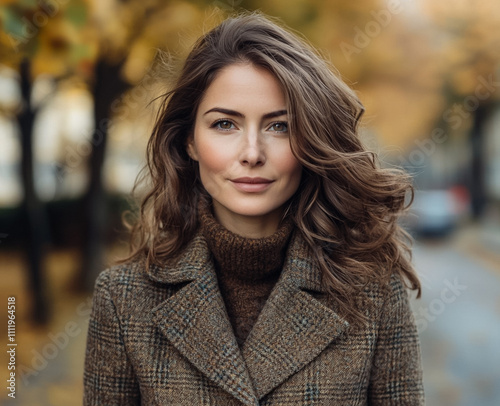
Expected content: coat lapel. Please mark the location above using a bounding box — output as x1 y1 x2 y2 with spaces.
150 235 259 406
148 230 349 403
241 232 350 400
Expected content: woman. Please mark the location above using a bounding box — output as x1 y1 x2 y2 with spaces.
84 12 424 405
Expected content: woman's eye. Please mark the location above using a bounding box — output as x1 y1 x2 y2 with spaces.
214 120 234 130
269 122 288 133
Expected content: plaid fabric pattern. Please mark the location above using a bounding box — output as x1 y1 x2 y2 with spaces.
84 230 424 405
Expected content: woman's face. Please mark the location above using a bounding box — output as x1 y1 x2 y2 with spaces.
188 63 302 238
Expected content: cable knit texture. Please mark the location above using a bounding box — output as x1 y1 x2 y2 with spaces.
199 199 294 346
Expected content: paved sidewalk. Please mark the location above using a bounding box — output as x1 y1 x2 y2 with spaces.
455 210 500 275
1 249 100 406
413 214 500 406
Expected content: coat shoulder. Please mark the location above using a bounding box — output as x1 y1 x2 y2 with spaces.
351 272 415 326
93 259 171 317
95 260 148 294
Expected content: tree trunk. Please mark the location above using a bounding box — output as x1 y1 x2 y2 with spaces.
469 103 490 219
18 59 50 324
79 57 130 290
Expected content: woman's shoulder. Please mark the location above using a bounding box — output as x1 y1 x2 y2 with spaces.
95 258 146 283
363 271 413 299
370 273 418 328
92 258 173 316
93 258 156 299
353 272 415 321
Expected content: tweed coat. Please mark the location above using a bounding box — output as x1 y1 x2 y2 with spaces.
84 229 424 405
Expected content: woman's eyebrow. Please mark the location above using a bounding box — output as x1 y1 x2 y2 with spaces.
263 109 287 119
203 107 287 119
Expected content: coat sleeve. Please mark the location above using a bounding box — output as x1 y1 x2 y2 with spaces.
367 275 425 405
83 269 141 405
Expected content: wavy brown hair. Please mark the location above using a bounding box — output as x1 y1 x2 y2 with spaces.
121 12 421 324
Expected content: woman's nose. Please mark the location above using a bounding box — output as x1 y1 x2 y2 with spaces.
239 129 266 167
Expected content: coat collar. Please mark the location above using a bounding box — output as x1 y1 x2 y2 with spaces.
150 230 349 405
146 229 326 292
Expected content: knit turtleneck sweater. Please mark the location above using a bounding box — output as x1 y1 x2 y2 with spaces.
199 200 294 347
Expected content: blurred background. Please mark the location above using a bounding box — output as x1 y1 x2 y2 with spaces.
0 0 499 404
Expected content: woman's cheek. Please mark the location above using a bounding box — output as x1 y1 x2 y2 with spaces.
195 140 230 198
197 140 230 174
274 143 302 181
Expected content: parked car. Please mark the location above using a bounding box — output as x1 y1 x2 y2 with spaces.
404 186 470 237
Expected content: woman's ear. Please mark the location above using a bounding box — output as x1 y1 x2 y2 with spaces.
186 137 199 161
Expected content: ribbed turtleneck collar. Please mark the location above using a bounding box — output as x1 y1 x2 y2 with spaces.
198 199 294 283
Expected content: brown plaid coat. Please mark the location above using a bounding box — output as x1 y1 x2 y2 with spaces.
84 230 424 405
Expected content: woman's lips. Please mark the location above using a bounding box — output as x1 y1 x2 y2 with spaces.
230 177 274 192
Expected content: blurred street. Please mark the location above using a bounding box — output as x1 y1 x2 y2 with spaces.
413 217 500 406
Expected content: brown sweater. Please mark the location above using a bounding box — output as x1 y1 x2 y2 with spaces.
199 201 294 347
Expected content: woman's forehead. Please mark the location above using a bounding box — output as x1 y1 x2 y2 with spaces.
198 63 286 115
